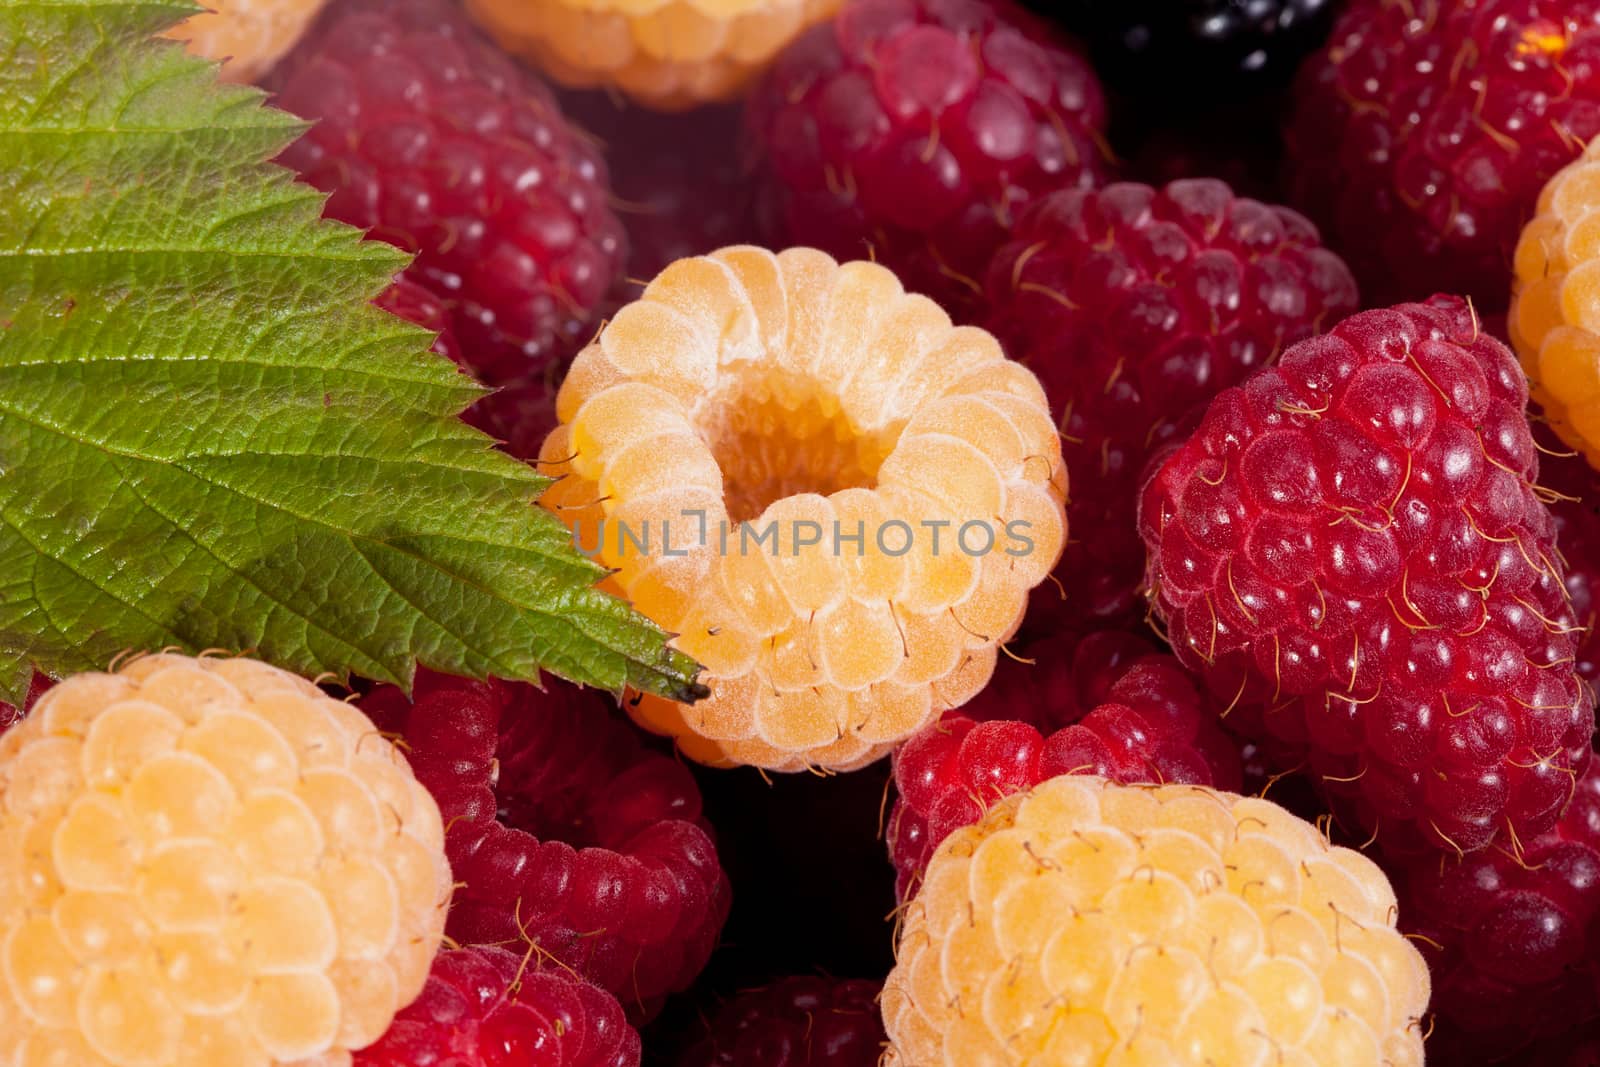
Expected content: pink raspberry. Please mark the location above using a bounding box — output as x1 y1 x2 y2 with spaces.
985 179 1357 633
1139 295 1595 855
744 0 1112 315
267 0 626 383
358 672 730 1018
356 945 641 1067
679 976 885 1067
886 629 1241 898
1284 0 1600 310
1390 759 1600 1062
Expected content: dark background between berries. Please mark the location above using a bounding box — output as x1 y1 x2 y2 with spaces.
640 766 898 1062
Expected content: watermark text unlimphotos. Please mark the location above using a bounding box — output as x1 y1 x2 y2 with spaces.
570 509 1037 559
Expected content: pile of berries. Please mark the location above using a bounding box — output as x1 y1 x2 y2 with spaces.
40 0 1600 1062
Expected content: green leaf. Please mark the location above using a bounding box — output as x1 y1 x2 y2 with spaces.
0 0 704 703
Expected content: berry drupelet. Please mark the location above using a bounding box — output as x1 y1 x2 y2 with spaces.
745 0 1113 315
356 945 642 1067
1140 295 1595 856
1389 759 1600 1062
887 628 1242 898
358 671 730 1019
985 179 1357 634
882 777 1431 1067
537 246 1067 773
1285 0 1600 310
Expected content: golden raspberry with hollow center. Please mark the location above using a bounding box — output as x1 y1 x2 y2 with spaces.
461 0 839 109
162 0 329 83
0 653 452 1067
1511 136 1600 469
882 777 1430 1067
538 246 1067 772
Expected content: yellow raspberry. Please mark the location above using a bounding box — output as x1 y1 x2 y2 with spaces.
461 0 839 109
538 246 1067 772
162 0 328 82
1511 136 1600 467
0 653 452 1067
882 777 1430 1067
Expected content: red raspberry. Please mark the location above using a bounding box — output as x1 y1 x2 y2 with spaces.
1139 295 1596 855
886 629 1242 898
985 179 1358 633
266 0 626 383
358 672 730 1018
1284 0 1600 310
679 976 885 1067
560 93 757 280
356 945 641 1067
1390 759 1600 1062
744 0 1112 315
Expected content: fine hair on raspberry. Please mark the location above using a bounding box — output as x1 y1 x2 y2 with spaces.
1140 295 1594 856
886 627 1243 899
356 944 642 1067
984 178 1359 632
358 670 730 1018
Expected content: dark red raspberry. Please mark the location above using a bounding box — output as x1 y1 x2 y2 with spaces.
886 629 1242 898
745 0 1112 315
1391 759 1600 1062
985 179 1357 634
358 671 730 1018
1284 0 1600 310
375 276 464 367
356 945 641 1067
461 374 560 463
559 93 757 280
1139 296 1596 855
678 976 885 1067
267 0 626 383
